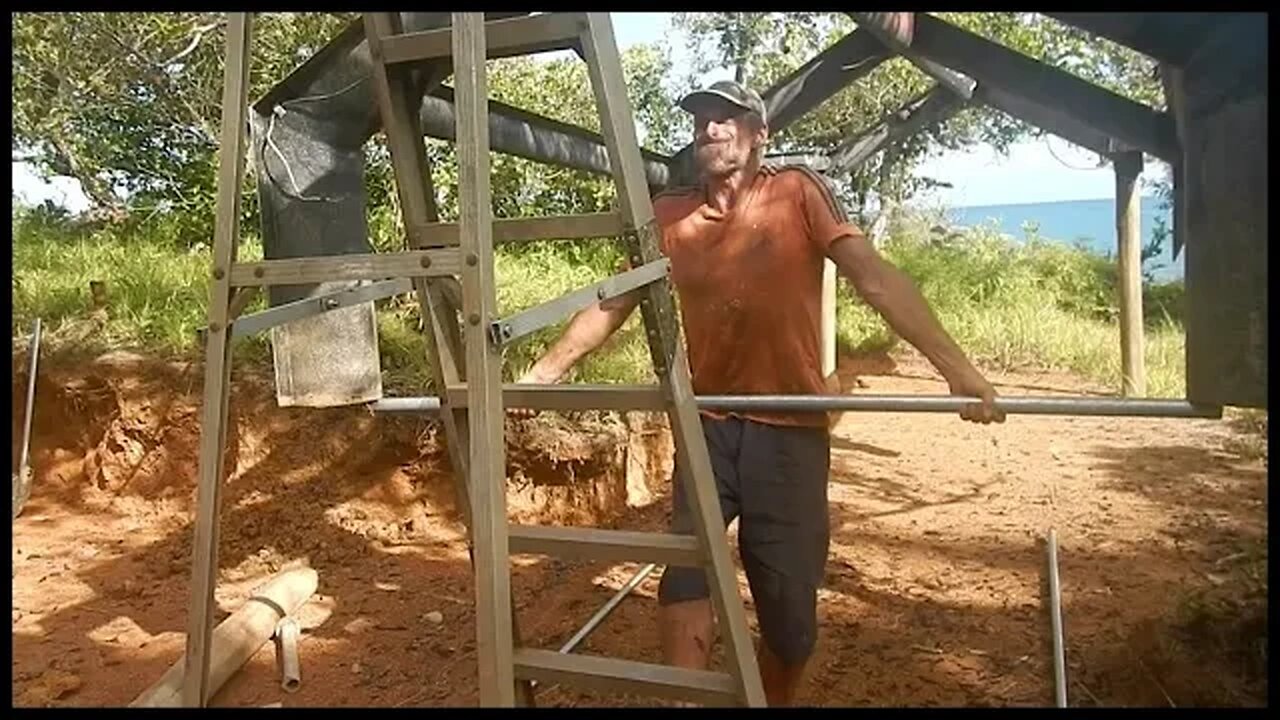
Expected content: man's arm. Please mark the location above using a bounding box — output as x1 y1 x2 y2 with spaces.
517 292 641 384
827 233 1005 423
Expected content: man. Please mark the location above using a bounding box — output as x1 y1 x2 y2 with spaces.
517 80 1005 706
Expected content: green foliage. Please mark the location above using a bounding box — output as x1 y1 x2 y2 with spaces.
11 201 267 360
833 211 1187 397
13 12 357 238
15 196 1188 398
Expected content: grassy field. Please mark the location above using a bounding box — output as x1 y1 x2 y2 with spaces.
13 201 1188 398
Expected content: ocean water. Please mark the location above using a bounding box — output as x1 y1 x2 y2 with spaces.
946 196 1182 282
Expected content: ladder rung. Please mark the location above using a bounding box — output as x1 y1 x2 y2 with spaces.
444 383 666 411
509 525 701 566
229 250 459 287
513 649 738 705
379 13 585 65
490 259 670 346
411 212 624 248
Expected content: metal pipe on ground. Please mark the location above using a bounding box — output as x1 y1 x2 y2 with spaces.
1047 529 1068 708
370 394 1222 419
131 567 319 707
274 617 302 693
13 318 42 520
559 563 658 654
529 563 659 692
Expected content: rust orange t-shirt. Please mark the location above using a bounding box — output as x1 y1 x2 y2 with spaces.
652 165 865 428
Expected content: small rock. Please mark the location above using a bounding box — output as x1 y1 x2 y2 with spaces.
424 611 444 625
351 662 363 674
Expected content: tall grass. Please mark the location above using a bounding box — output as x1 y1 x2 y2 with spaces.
836 213 1188 397
12 201 1188 396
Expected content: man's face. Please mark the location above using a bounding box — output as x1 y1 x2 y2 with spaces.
690 100 767 178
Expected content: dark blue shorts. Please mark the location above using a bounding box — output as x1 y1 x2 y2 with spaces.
657 414 831 665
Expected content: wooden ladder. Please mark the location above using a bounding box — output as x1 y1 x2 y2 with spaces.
180 12 764 708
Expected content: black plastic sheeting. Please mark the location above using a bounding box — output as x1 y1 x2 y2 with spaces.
249 13 448 405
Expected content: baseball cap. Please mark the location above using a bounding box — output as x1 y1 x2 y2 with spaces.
679 80 768 126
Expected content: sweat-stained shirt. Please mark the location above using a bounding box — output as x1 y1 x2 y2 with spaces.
652 165 866 429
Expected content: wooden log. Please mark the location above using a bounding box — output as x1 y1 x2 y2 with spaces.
133 567 319 708
1113 150 1145 397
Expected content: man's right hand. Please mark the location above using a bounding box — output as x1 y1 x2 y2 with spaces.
509 366 556 419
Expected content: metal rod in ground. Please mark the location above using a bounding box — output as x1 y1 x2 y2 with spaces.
371 394 1222 419
529 563 659 692
275 616 301 693
14 318 42 520
1047 528 1068 708
559 563 658 654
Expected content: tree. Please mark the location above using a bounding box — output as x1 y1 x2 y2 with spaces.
13 12 357 233
14 12 680 254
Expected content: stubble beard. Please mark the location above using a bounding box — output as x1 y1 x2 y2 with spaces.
695 143 744 179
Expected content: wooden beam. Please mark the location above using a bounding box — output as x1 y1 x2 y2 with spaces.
452 12 515 707
826 86 966 176
893 13 1179 162
1159 64 1189 260
379 13 585 65
667 28 890 185
512 650 737 706
1176 14 1268 119
975 85 1121 158
1113 150 1146 397
228 250 459 287
761 29 891 133
182 12 252 708
1044 13 1224 67
508 525 701 566
849 13 976 100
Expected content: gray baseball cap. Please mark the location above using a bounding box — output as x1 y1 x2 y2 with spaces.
679 80 768 125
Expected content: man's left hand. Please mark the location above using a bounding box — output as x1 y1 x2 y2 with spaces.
947 369 1006 424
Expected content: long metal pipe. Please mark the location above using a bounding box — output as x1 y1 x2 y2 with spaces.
1047 529 1068 708
18 318 41 477
274 616 302 693
528 562 658 693
13 318 42 520
370 394 1222 419
558 563 657 654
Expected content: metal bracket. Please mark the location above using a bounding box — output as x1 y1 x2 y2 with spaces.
230 277 414 339
488 258 670 347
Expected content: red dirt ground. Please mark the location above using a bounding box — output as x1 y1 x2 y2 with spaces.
10 350 1268 707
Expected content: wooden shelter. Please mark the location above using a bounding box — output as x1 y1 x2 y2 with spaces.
253 12 1267 408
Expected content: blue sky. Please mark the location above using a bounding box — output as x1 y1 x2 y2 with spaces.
12 12 1158 213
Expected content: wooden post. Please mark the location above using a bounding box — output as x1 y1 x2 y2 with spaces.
1114 150 1145 397
453 12 517 707
182 13 252 708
